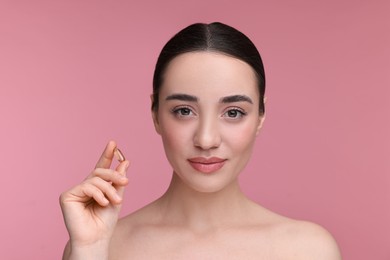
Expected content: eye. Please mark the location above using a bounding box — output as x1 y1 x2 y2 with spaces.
223 108 247 119
172 106 195 118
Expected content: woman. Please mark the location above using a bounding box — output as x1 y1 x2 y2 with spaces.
60 22 341 259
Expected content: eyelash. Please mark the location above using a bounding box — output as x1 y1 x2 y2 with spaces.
171 106 196 118
223 107 247 119
171 106 247 120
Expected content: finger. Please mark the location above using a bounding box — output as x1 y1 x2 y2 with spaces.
115 160 130 176
89 168 128 185
95 141 117 169
114 160 130 197
88 177 123 205
80 183 110 206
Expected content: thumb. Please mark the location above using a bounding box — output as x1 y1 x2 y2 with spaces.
116 160 129 176
114 160 130 197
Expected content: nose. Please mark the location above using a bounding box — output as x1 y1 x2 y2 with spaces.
193 116 222 150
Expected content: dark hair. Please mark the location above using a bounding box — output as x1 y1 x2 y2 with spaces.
152 22 266 115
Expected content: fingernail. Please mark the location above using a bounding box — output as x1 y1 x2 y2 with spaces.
102 197 109 205
124 161 130 170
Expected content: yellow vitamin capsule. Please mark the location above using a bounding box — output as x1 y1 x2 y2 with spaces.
114 147 126 162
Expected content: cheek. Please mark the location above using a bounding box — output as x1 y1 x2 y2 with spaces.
159 117 194 155
222 120 258 153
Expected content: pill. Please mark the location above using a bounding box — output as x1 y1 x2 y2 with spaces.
114 147 126 162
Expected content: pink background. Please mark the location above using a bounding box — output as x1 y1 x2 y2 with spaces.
1 0 389 259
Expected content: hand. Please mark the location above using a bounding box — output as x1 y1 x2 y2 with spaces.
60 141 129 248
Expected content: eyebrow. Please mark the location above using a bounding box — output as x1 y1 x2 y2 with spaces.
165 93 198 102
165 93 253 104
220 95 253 104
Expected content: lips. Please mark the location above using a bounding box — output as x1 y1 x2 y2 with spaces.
188 157 227 173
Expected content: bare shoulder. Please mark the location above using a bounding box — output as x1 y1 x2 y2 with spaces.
110 204 152 242
109 201 162 258
246 203 341 259
272 218 342 260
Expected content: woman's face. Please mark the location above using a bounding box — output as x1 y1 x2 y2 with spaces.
153 52 264 193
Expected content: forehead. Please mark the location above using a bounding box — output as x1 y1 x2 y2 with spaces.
161 52 259 99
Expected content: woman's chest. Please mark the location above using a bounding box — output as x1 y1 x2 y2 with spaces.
111 227 287 260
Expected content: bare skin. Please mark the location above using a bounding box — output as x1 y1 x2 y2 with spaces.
62 166 341 259
60 52 342 259
108 174 341 260
60 141 130 259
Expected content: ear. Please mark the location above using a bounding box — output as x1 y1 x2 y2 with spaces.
150 94 161 135
256 114 265 136
255 96 267 136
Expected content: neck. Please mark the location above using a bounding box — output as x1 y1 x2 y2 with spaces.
156 172 253 232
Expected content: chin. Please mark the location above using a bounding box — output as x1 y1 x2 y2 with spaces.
189 183 227 193
173 168 239 194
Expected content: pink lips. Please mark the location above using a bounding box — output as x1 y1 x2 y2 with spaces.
188 157 227 173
